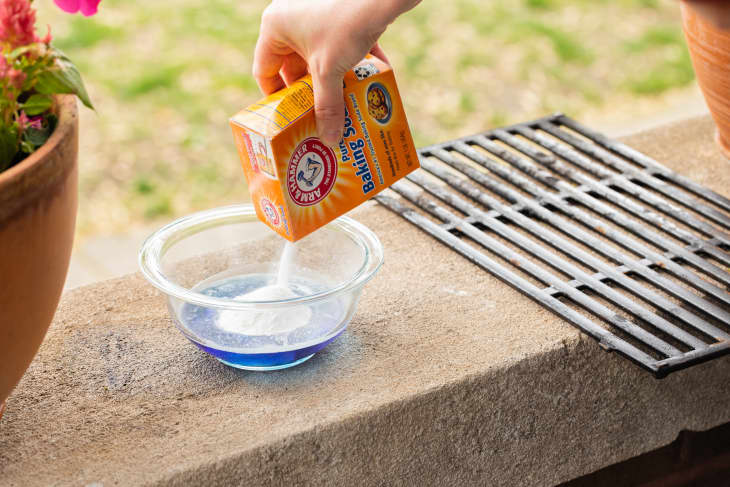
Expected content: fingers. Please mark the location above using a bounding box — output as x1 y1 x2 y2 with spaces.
311 66 345 147
280 53 309 86
369 43 390 65
253 34 286 95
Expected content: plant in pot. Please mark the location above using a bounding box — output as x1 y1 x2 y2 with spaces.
681 0 730 159
0 0 96 420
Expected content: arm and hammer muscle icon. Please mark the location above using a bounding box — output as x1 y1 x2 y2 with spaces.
297 156 322 187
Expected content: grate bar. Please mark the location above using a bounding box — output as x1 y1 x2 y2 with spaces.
482 133 730 289
427 148 730 320
461 137 730 303
379 115 730 377
389 182 684 357
525 126 730 265
375 194 663 372
604 176 730 267
516 126 730 268
528 123 730 268
555 114 730 213
515 124 730 249
653 340 730 370
544 257 655 295
537 121 730 235
410 162 730 342
405 170 722 349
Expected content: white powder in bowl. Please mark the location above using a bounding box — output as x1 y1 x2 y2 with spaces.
215 284 312 335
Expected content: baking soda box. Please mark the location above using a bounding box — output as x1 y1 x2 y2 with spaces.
229 56 420 241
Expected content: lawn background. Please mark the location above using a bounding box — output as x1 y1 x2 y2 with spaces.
34 0 698 239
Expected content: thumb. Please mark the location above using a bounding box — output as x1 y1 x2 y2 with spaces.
311 67 345 147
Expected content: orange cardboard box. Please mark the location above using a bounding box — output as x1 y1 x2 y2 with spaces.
229 56 420 241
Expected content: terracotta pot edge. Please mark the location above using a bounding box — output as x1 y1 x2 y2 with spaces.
0 95 78 223
681 2 730 160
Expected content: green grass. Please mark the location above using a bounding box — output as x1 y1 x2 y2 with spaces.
634 0 660 8
524 0 557 10
621 25 694 95
212 72 259 92
179 1 260 46
53 17 123 50
456 2 506 35
628 50 694 94
32 0 697 238
459 92 476 113
457 50 495 69
489 112 509 128
189 164 222 185
515 21 595 64
624 26 685 53
119 64 186 99
132 177 155 195
144 195 173 218
405 50 427 74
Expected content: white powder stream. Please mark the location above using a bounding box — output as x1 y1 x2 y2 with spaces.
276 239 296 288
215 241 312 335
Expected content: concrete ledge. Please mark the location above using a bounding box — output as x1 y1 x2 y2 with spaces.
1 116 729 486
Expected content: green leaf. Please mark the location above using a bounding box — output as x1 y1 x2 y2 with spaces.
22 94 53 116
24 125 52 147
8 44 41 60
35 48 94 109
0 125 19 172
20 139 35 154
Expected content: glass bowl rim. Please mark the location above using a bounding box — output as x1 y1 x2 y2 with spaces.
138 204 383 310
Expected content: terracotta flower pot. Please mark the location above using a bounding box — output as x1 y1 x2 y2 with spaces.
0 95 78 413
681 2 730 159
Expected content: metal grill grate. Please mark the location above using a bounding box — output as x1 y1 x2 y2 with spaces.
376 114 730 378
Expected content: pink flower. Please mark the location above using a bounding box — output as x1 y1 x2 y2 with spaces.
7 66 24 89
38 24 51 44
0 0 38 48
16 111 41 131
0 55 27 90
53 0 101 16
0 54 23 89
29 115 42 129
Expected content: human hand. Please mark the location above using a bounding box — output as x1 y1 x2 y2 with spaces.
253 0 419 146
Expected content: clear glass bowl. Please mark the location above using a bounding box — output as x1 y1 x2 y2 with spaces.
139 204 383 371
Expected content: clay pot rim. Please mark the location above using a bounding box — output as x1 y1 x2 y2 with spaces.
0 95 78 222
0 94 77 187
